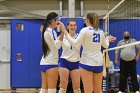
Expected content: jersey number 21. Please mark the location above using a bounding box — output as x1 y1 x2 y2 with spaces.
93 33 100 42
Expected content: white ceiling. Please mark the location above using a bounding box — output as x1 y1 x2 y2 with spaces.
0 0 139 19
0 0 60 19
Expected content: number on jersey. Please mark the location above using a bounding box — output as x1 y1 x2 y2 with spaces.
93 33 100 42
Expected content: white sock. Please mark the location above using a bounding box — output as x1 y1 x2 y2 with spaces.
135 91 140 93
58 88 66 93
39 88 48 93
74 88 81 93
48 88 56 93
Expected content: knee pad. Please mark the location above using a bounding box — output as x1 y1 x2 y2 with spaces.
39 88 47 93
48 88 56 93
74 88 81 93
58 88 66 93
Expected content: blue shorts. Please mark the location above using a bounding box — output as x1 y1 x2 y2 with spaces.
79 63 103 73
40 65 58 72
59 58 79 71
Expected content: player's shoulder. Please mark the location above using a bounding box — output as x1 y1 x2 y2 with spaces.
96 28 103 32
79 27 88 34
81 27 88 31
94 28 104 34
45 27 52 33
44 28 52 36
80 26 95 33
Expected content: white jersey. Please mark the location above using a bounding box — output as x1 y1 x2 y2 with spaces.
66 26 109 66
61 34 80 62
40 28 62 65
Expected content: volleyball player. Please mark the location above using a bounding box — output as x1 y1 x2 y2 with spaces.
59 19 81 93
59 12 116 93
39 12 64 93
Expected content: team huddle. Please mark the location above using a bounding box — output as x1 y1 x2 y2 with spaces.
39 12 116 93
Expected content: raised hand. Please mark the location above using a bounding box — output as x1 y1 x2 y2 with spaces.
40 25 43 32
59 21 66 33
59 21 68 35
106 35 116 42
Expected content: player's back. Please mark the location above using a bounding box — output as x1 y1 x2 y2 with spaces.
82 26 106 55
80 26 108 66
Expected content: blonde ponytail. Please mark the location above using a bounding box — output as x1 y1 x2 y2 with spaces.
93 13 99 29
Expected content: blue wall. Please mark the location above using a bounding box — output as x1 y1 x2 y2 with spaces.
108 19 140 75
11 19 43 88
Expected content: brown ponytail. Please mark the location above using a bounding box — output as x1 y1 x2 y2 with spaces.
42 20 49 58
93 13 99 29
42 12 58 58
86 12 99 29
